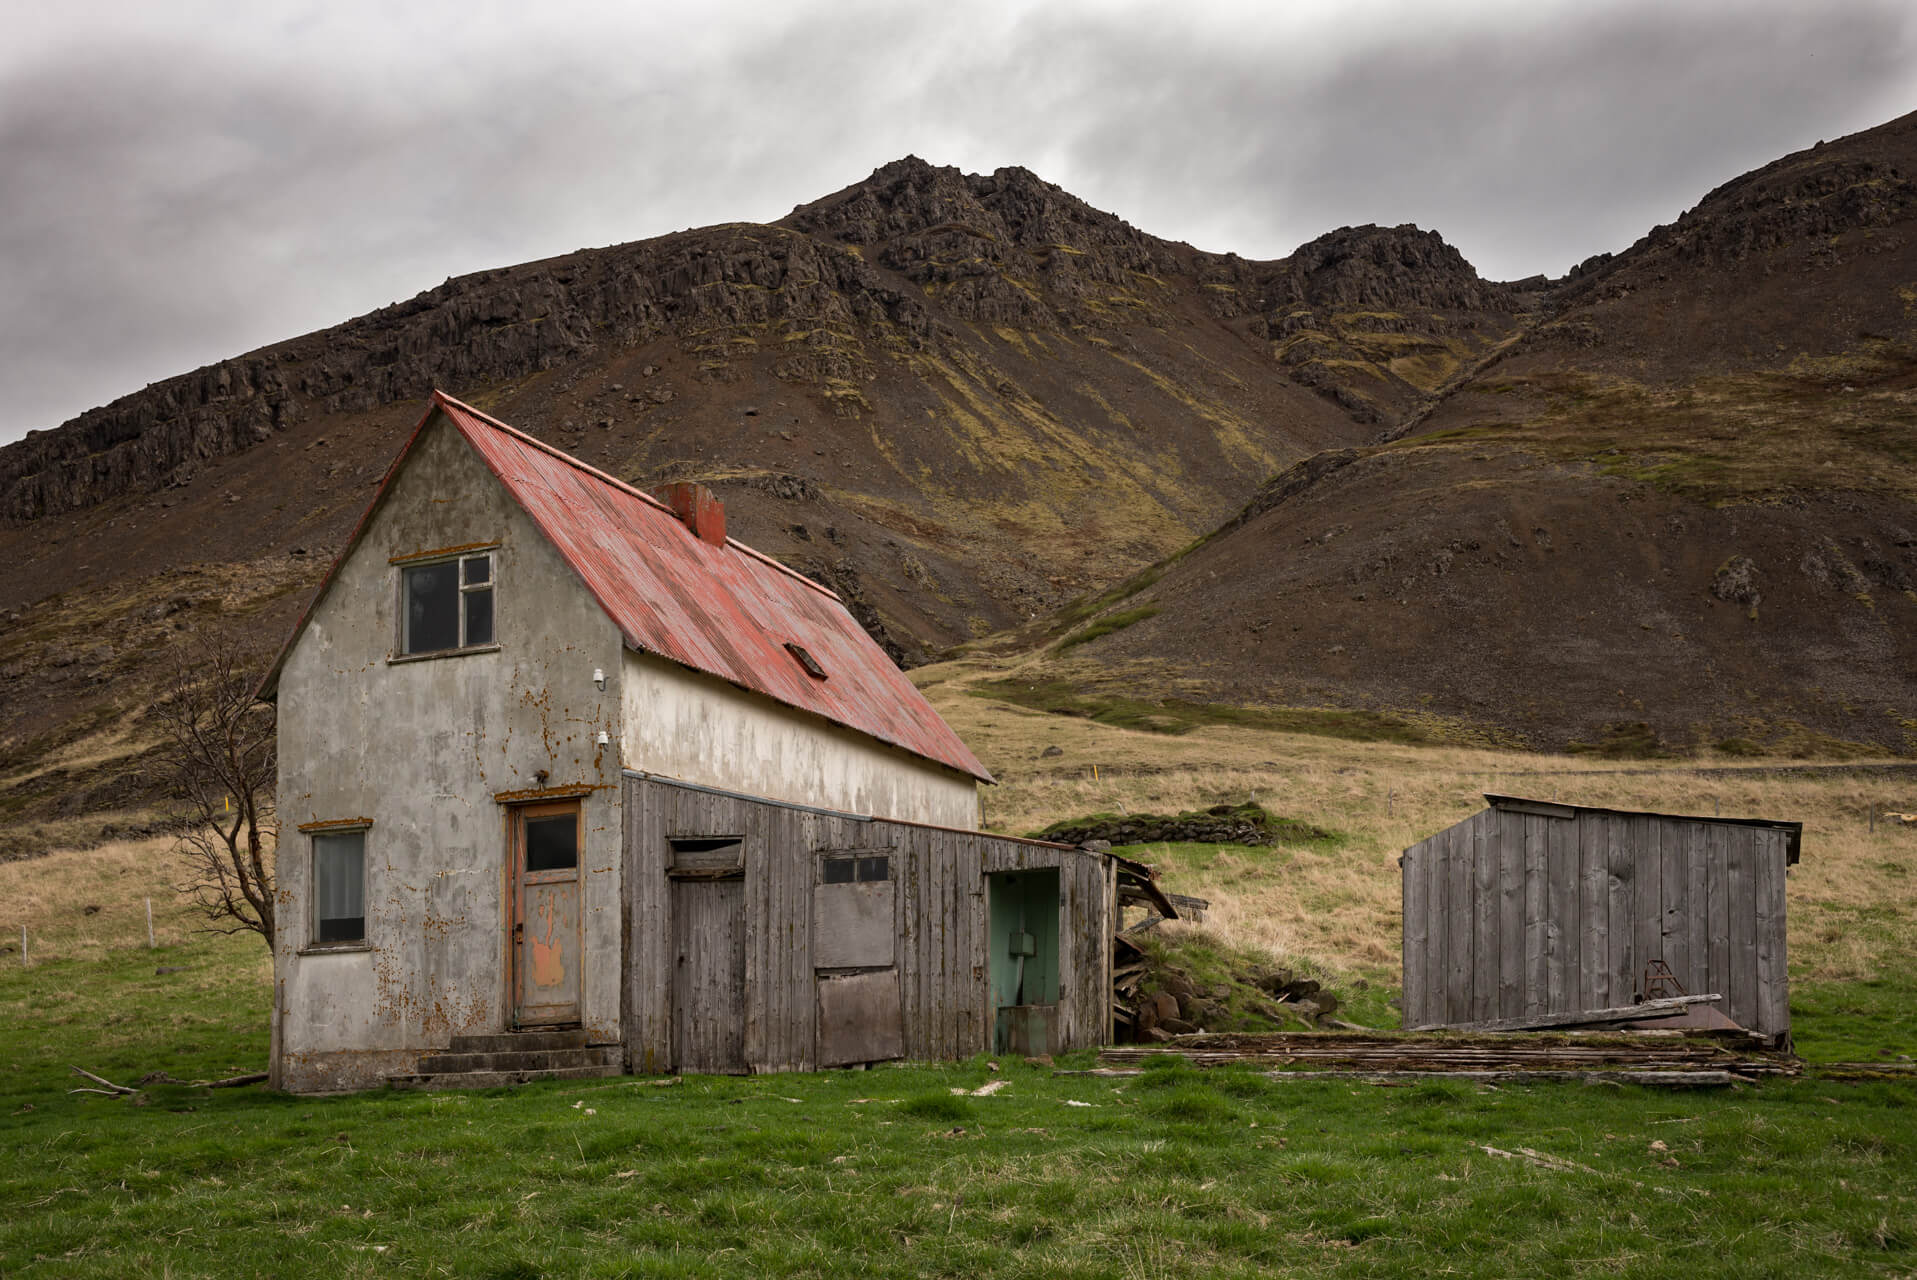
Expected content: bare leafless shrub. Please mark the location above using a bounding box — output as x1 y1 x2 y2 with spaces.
152 640 277 948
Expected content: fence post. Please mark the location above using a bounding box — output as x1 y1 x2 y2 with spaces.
18 925 25 968
146 898 156 949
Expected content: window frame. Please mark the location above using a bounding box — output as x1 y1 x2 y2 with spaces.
819 850 891 885
302 822 372 953
393 546 499 660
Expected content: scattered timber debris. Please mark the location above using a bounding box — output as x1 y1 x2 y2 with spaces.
1404 994 1725 1034
69 1065 268 1099
1094 1030 1796 1083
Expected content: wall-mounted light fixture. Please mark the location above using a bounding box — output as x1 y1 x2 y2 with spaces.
592 667 606 692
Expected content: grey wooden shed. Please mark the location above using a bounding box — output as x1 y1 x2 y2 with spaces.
1400 795 1799 1044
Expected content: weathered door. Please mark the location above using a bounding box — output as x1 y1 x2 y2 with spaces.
670 869 747 1073
511 801 583 1027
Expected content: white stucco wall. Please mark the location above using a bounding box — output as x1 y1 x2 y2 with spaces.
621 648 980 830
274 414 626 1092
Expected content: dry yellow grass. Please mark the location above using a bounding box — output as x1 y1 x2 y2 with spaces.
920 657 1917 993
5 664 1911 1002
0 835 273 973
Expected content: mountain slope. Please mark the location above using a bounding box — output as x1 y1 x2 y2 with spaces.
0 158 1523 820
1012 112 1917 756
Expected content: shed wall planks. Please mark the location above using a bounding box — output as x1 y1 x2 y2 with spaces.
623 774 1116 1073
1402 801 1793 1039
1400 840 1430 1028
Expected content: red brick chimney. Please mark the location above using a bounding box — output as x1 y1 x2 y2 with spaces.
653 482 727 547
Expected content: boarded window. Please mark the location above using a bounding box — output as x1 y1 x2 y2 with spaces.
314 830 366 944
814 849 896 969
402 552 494 654
669 837 745 875
817 970 903 1066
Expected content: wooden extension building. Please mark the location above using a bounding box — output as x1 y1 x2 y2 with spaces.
624 772 1117 1074
1400 795 1799 1044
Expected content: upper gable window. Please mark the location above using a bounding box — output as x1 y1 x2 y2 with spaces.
401 551 495 655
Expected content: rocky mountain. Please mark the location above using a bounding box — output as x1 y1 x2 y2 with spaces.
0 157 1523 822
1021 111 1917 756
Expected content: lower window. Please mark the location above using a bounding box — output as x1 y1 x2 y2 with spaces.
314 830 367 944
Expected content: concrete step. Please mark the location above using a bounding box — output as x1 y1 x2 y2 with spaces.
388 1063 622 1091
447 1030 591 1054
416 1044 622 1074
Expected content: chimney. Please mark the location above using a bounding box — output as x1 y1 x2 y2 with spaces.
654 482 727 547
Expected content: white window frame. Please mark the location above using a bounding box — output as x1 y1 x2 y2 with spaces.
394 548 498 659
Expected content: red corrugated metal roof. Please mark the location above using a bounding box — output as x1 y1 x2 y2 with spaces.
263 392 991 783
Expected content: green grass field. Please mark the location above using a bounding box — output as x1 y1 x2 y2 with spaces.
1 894 1913 1276
5 696 1917 1277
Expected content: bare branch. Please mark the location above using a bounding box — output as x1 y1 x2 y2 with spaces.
158 636 278 950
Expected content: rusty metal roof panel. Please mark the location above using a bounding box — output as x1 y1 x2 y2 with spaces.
438 394 992 783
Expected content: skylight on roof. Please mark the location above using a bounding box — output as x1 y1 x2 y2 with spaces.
784 642 827 680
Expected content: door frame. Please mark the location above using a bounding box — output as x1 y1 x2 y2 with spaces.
506 798 585 1029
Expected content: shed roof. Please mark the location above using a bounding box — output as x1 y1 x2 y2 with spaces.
1483 794 1801 864
261 392 992 783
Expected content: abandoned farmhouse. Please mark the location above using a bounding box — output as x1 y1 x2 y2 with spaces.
261 391 1153 1093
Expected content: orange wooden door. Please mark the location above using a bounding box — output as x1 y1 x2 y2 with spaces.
511 801 582 1027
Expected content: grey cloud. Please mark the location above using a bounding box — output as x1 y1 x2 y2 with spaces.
3 1 1914 442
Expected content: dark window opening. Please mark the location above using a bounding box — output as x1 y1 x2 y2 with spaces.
402 552 494 654
670 837 741 855
784 642 827 680
823 854 890 884
314 830 366 944
403 561 460 653
524 815 578 871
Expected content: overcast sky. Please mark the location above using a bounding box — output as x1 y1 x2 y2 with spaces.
4 0 1914 444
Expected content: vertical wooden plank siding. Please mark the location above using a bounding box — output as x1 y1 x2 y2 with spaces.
1400 840 1428 1027
620 775 1131 1071
1631 816 1663 1003
1660 821 1690 995
1470 814 1498 1022
1706 824 1731 1016
1424 831 1448 1025
624 776 674 1073
961 827 986 1054
1446 822 1475 1023
1405 803 1791 1037
1577 814 1608 1009
1683 822 1709 999
1521 814 1548 1016
1544 811 1577 1013
1753 831 1790 1039
1495 819 1523 1019
1726 827 1757 1031
1604 814 1636 1006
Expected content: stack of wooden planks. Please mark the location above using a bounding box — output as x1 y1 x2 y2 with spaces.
1093 1029 1797 1085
